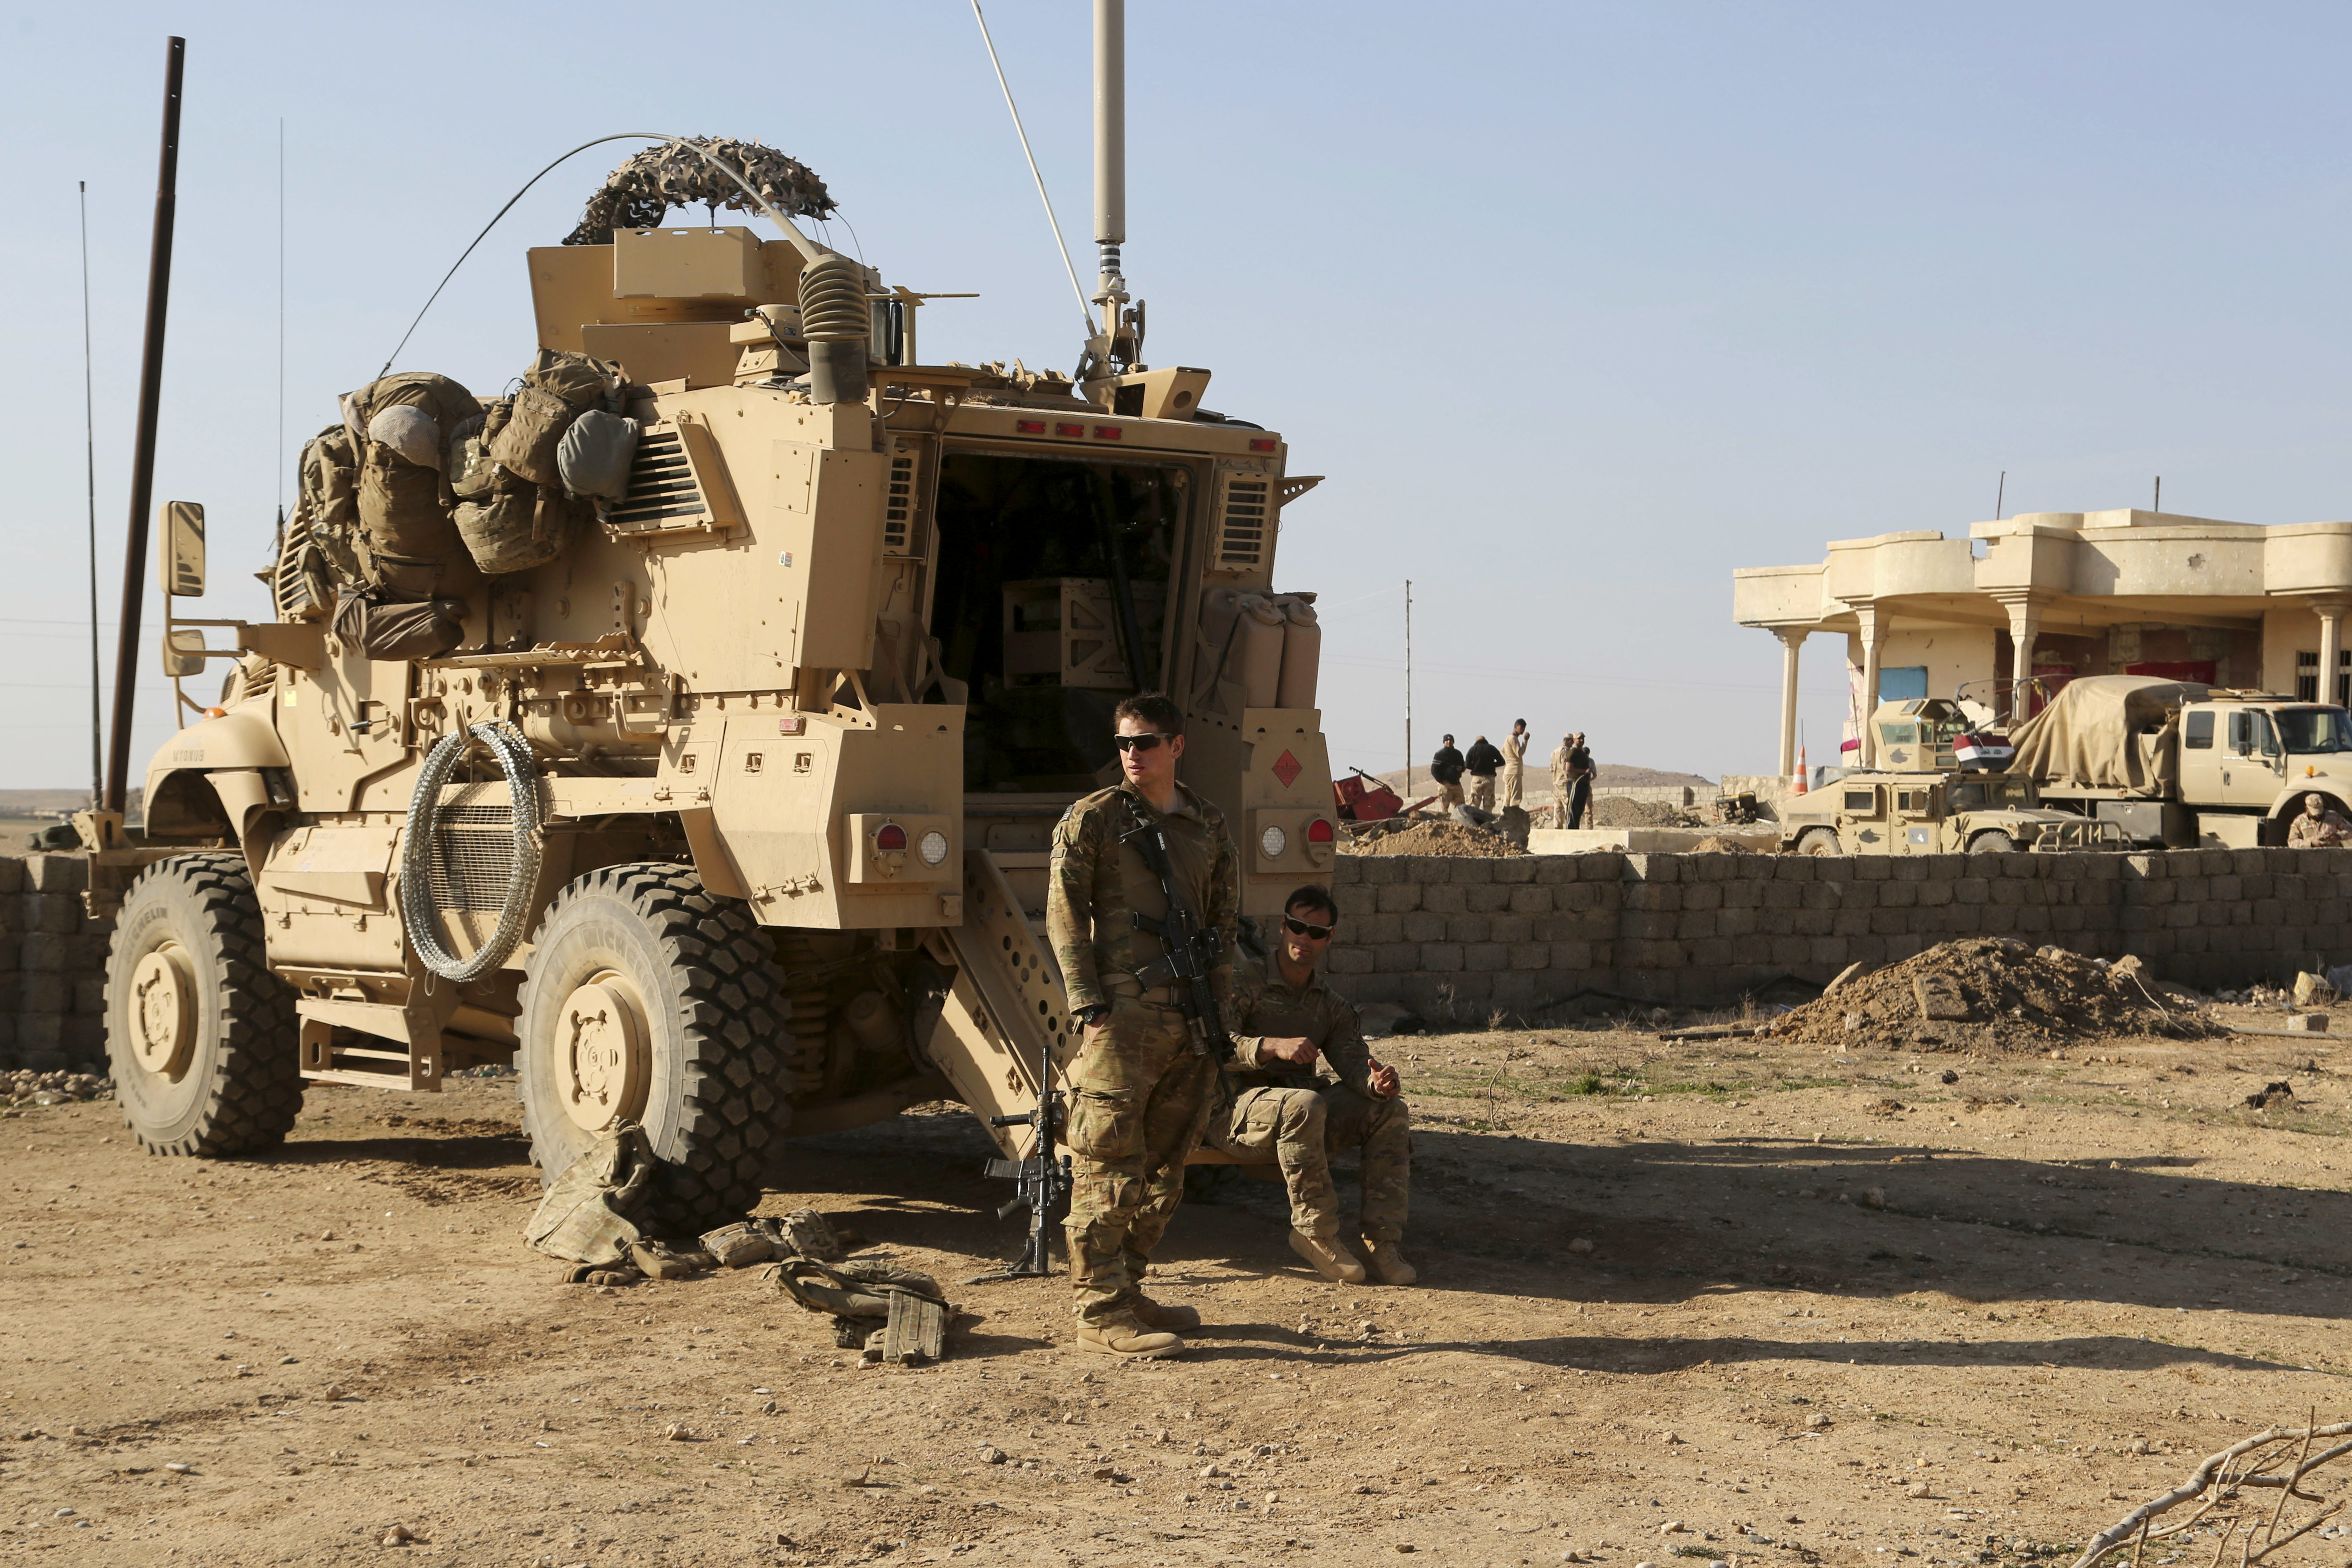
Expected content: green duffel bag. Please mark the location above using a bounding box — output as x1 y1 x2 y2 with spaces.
356 443 464 590
486 384 577 488
455 484 588 575
524 347 625 412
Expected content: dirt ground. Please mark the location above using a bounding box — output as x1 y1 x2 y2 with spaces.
7 1005 2352 1568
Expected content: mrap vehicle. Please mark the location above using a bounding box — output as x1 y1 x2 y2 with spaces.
88 11 1335 1226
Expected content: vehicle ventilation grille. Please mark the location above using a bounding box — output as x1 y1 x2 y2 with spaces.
428 803 517 913
883 450 917 555
612 430 706 527
1216 478 1272 569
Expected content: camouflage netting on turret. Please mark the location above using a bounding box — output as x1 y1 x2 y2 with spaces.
563 137 836 245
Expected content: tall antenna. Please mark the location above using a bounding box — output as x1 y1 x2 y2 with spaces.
2153 476 2162 514
79 180 100 810
1093 0 1126 307
1995 470 2005 521
969 2 1097 339
276 116 286 528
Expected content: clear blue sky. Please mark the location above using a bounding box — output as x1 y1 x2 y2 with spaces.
7 1 2352 792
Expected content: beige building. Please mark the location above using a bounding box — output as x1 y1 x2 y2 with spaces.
1734 508 2352 774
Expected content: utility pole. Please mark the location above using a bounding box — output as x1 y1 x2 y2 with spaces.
80 181 100 810
1403 579 1412 796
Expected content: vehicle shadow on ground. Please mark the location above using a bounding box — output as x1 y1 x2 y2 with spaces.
257 1132 532 1171
776 1114 2352 1328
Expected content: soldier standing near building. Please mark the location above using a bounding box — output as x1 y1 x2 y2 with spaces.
1500 720 1529 809
1048 692 1240 1359
1204 885 1415 1286
1428 735 1466 812
1464 734 1504 811
1550 733 1574 826
1565 731 1596 829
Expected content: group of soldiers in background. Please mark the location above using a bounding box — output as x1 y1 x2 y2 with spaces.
1046 693 1416 1361
1428 721 1596 826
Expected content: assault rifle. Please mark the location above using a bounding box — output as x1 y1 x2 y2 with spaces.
1120 811 1233 1060
969 1029 1069 1281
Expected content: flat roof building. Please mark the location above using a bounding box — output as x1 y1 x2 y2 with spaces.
1733 508 2352 773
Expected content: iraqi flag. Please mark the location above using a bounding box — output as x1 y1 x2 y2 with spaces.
1954 732 2012 771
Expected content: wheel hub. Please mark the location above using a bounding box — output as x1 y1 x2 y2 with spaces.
129 944 196 1079
559 972 649 1132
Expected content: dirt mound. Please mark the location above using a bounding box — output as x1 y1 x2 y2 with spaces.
1765 938 2227 1054
1591 796 1698 828
1342 819 1525 858
1687 835 1752 853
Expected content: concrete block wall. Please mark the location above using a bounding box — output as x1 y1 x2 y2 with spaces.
1326 847 2352 1015
0 855 112 1073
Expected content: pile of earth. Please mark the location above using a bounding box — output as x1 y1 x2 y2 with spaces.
1341 819 1525 858
1762 938 2228 1054
1687 835 1753 853
1590 795 1701 828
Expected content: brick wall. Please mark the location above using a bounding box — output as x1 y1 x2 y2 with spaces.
1326 848 2352 1016
0 855 112 1073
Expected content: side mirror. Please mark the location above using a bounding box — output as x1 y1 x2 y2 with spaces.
160 501 206 598
161 627 208 678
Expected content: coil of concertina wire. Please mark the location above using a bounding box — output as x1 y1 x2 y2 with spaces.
400 721 544 982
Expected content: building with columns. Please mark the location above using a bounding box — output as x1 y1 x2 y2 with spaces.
1733 508 2352 776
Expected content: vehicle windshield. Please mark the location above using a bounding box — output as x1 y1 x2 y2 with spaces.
2274 707 2352 754
1949 777 2035 810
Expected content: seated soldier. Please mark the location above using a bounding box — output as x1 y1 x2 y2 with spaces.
1208 885 1415 1286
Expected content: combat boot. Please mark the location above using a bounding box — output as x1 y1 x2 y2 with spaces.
1360 1237 1418 1286
1129 1295 1202 1332
1287 1228 1367 1284
1075 1310 1187 1360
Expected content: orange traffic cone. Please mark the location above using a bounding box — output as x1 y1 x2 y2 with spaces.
1792 744 1809 795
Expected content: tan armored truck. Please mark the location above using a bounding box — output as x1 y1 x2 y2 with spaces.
1777 699 2126 856
88 95 1337 1223
2004 675 2352 848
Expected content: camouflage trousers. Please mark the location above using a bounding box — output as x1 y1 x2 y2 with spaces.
1061 997 1217 1324
1205 1083 1411 1241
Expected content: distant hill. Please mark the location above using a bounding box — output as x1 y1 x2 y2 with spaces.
0 789 138 817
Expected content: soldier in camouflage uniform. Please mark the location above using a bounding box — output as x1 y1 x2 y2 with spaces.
1209 886 1416 1287
1048 692 1240 1359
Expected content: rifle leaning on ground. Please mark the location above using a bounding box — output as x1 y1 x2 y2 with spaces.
971 1027 1068 1281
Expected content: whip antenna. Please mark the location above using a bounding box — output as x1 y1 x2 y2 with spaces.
79 179 100 811
971 1 1098 339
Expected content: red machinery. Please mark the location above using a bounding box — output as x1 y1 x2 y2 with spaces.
1333 767 1404 822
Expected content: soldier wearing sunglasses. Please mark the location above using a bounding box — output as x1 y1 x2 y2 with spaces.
1047 692 1240 1359
1205 885 1415 1287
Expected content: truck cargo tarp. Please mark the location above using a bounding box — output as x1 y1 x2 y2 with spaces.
2005 675 2209 792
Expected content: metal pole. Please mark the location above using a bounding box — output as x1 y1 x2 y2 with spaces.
80 181 101 810
1403 579 1412 798
105 35 184 816
1092 0 1126 294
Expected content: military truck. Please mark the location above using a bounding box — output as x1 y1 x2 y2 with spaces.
87 17 1338 1227
2004 675 2352 848
1777 699 2127 855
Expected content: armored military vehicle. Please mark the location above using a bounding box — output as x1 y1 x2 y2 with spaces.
89 10 1337 1226
1778 699 2126 856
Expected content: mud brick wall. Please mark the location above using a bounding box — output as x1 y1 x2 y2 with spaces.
1325 848 2352 1014
0 855 112 1073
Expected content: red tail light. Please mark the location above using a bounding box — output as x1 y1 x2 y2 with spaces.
1306 818 1335 844
874 824 908 852
1248 437 1279 452
1016 419 1046 435
1054 422 1085 437
1093 425 1123 441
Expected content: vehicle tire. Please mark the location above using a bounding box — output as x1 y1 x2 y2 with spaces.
516 863 791 1231
1796 828 1842 856
106 852 303 1157
1968 831 2017 854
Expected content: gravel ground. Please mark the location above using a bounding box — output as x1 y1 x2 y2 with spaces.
2 1005 2349 1566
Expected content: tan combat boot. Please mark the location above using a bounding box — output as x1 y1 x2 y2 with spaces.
1128 1295 1202 1332
1075 1310 1186 1360
1360 1237 1418 1286
1287 1228 1367 1284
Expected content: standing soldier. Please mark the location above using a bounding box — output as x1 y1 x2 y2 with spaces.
1463 734 1504 811
1048 692 1240 1360
1550 733 1575 827
1566 731 1596 829
1428 735 1466 812
1499 719 1529 810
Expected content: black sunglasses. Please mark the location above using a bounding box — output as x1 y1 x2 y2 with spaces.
1282 915 1336 940
1113 733 1176 752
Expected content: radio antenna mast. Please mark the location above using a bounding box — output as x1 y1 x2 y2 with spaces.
970 2 1096 341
